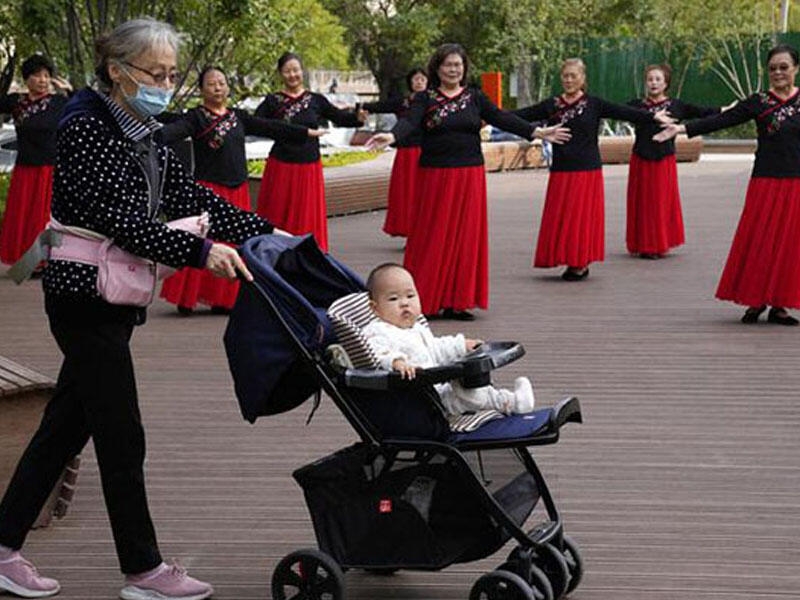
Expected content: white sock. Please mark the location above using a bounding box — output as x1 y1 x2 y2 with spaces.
0 544 19 561
513 377 535 413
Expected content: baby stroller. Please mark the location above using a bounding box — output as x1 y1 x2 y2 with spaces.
224 234 584 600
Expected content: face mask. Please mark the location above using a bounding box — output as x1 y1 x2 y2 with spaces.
120 65 173 118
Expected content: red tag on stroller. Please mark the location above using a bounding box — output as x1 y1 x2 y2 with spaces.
378 499 392 513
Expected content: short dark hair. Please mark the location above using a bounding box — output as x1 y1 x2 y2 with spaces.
405 68 427 91
278 52 303 72
366 262 406 299
767 44 799 66
427 43 469 89
198 65 226 88
644 63 672 91
22 54 54 80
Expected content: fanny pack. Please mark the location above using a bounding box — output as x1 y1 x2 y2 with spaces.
10 214 210 307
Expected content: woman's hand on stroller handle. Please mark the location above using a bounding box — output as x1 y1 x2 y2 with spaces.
206 243 253 281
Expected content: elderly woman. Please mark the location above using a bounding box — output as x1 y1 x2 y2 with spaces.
0 54 72 265
655 44 800 326
0 18 280 600
515 58 670 281
157 66 320 316
361 67 428 237
254 52 367 252
626 64 720 259
367 43 570 320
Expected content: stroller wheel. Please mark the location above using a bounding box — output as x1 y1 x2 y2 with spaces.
509 544 569 600
561 535 584 594
496 560 553 600
470 569 535 600
271 548 345 600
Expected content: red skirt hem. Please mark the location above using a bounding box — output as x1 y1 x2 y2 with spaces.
403 166 488 314
715 177 800 309
626 154 684 255
0 164 54 265
255 157 328 251
383 146 421 237
160 181 250 309
534 169 604 268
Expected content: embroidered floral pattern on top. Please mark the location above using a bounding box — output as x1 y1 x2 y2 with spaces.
758 91 800 134
276 92 313 122
199 107 237 150
13 95 52 126
553 95 589 125
424 89 473 130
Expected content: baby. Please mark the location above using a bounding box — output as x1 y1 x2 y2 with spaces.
361 263 535 416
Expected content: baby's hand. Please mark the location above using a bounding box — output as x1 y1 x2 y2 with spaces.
465 338 483 351
392 358 417 379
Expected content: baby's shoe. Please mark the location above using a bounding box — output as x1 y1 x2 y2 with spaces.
513 377 535 414
0 550 60 598
120 561 213 600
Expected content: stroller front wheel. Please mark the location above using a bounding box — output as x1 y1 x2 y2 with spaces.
562 535 584 594
271 548 345 600
470 569 536 600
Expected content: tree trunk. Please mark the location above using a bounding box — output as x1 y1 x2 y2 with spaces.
516 57 533 107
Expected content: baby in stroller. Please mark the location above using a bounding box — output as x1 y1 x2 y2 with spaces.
362 263 535 417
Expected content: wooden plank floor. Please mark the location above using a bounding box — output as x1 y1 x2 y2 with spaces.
1 156 799 599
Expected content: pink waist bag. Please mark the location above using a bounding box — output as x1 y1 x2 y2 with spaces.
48 214 210 306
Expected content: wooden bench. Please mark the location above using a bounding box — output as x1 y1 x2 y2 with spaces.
0 355 79 528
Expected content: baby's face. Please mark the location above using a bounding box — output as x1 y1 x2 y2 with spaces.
370 268 422 329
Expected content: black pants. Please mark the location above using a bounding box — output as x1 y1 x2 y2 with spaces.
0 297 161 574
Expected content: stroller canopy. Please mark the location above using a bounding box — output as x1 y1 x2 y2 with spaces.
224 234 363 422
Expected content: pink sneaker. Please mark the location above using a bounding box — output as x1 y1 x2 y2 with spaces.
120 561 213 600
0 552 60 598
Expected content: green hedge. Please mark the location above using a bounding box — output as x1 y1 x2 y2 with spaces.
0 171 10 226
246 150 378 177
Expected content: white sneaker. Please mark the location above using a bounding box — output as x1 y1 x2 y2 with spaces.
513 377 535 413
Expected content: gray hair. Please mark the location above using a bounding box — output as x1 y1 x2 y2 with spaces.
95 17 180 89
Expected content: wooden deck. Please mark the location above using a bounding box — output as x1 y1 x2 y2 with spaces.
1 155 799 599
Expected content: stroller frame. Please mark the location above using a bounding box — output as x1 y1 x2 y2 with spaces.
240 259 583 600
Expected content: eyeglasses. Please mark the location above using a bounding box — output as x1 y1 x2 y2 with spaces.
123 61 181 85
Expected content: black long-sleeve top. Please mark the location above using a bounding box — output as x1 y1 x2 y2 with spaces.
156 106 308 187
254 91 362 163
362 94 421 147
0 93 69 166
685 90 800 178
44 88 274 301
515 94 655 172
391 86 535 168
628 98 719 160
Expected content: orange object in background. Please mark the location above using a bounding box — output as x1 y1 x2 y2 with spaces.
481 72 503 108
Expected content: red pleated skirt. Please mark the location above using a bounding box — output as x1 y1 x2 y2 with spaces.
160 181 251 310
534 169 604 268
403 166 488 314
626 153 684 254
255 157 327 251
383 146 421 237
715 177 800 309
0 164 54 265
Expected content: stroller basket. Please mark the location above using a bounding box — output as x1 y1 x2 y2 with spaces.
294 442 540 570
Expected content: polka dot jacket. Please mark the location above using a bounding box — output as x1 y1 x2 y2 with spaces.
44 88 274 300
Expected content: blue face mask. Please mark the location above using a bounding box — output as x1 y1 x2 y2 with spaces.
120 65 173 118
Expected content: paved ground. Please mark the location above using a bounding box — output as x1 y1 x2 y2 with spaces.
1 155 799 599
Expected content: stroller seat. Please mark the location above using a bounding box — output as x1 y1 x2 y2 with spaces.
326 292 581 445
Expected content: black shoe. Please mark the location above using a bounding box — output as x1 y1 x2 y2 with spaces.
441 308 476 321
210 305 232 315
767 308 799 326
177 305 194 316
561 267 589 281
741 305 767 324
639 253 661 260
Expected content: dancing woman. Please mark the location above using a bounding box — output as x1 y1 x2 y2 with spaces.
254 52 366 251
655 44 800 326
367 43 570 320
515 58 670 281
361 67 428 237
157 66 319 314
0 55 72 265
626 63 720 258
